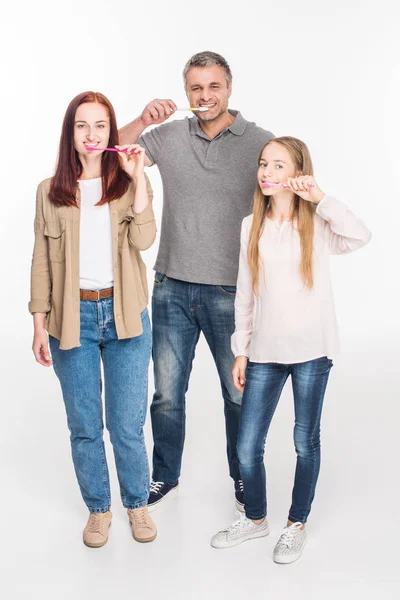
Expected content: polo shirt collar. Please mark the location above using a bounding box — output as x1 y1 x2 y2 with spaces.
189 109 247 138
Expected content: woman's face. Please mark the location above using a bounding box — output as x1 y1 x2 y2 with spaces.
74 102 110 155
258 142 299 196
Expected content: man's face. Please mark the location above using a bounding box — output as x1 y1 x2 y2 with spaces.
185 65 232 123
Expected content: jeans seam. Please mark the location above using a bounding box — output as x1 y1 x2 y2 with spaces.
178 330 200 459
301 378 327 523
291 362 331 523
99 440 111 505
240 366 289 518
152 323 200 482
139 325 151 497
99 355 111 506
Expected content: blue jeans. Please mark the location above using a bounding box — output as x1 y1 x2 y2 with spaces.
150 273 242 483
237 357 333 523
49 298 152 512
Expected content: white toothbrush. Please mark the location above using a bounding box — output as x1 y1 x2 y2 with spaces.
176 107 209 112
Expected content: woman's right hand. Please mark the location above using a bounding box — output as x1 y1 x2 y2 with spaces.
232 356 248 392
139 99 177 126
32 322 52 367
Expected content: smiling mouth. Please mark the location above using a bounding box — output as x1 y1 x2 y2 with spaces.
199 103 216 109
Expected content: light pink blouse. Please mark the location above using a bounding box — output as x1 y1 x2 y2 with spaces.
232 195 372 364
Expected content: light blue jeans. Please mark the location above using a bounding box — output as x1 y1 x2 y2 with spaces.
49 298 151 513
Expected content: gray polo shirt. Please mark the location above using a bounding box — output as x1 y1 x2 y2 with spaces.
139 110 274 285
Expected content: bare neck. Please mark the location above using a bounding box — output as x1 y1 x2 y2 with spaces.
78 154 102 180
268 192 296 224
198 110 235 140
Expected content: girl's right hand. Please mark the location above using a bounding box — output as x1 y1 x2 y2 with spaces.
232 356 248 392
32 328 52 367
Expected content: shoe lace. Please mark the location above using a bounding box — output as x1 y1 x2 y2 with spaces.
237 480 244 493
224 512 249 534
278 522 303 548
87 513 104 534
150 481 164 493
130 508 148 527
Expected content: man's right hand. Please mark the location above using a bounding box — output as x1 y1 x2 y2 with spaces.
139 99 178 126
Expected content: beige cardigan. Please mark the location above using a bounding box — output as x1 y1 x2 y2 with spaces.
29 175 156 350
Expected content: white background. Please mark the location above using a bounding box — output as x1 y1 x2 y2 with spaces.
1 1 399 599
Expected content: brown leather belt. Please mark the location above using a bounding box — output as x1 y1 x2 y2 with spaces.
80 287 114 301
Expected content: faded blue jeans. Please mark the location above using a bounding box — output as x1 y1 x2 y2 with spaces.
49 298 152 513
150 273 242 483
237 357 333 523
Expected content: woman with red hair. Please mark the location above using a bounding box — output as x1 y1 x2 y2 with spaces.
29 92 157 547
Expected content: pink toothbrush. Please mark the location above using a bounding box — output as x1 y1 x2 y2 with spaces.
261 182 315 188
86 146 138 153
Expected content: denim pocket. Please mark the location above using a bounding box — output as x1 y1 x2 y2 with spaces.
44 219 66 263
154 272 167 285
218 285 236 295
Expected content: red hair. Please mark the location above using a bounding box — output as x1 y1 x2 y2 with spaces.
49 91 130 206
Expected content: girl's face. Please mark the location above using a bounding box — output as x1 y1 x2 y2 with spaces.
258 142 300 196
74 102 110 155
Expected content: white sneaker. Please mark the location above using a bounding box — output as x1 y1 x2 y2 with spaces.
211 513 269 549
273 522 307 564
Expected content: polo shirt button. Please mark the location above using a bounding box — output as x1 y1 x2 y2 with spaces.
116 290 120 294
117 315 121 319
114 263 118 267
112 211 116 215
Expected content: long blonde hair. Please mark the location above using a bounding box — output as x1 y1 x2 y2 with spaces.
248 136 316 293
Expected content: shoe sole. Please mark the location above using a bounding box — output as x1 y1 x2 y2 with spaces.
211 527 270 549
235 500 245 513
132 531 158 543
83 522 111 548
148 485 179 513
273 551 303 564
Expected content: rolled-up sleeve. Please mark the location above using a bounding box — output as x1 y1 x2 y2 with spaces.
128 174 157 251
29 184 51 314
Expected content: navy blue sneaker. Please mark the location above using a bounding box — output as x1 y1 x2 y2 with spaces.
235 480 245 512
148 480 179 512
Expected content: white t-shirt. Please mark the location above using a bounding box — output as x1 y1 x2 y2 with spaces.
78 178 114 291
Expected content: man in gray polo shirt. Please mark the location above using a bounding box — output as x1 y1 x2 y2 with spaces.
120 51 274 511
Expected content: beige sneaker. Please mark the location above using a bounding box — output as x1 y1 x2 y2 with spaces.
83 511 112 548
127 506 157 543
